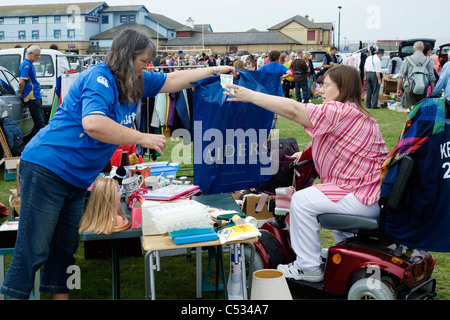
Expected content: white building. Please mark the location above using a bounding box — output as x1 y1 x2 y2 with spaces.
0 2 183 54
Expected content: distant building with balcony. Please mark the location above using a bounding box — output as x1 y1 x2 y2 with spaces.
0 3 334 56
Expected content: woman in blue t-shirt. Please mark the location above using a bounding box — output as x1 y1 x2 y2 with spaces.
0 29 236 300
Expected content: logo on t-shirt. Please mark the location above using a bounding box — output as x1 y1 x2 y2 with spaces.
97 76 109 88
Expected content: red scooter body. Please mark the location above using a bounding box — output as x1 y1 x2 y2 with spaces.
248 144 437 299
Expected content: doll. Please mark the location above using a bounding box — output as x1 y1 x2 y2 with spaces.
79 177 130 234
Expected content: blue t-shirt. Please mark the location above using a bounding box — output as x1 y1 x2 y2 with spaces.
257 62 288 96
22 62 167 188
19 59 41 101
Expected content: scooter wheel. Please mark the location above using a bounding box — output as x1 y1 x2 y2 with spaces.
347 278 396 300
258 230 284 269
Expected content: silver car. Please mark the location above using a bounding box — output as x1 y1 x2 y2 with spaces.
0 66 33 138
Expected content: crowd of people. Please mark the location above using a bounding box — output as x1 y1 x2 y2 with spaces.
150 41 449 111
150 49 319 103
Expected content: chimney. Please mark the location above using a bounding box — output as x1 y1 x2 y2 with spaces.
186 17 194 29
305 15 309 20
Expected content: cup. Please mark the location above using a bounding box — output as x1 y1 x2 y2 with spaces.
122 175 144 195
145 175 166 190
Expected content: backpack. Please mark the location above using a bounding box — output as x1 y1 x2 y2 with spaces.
406 56 430 95
0 117 25 156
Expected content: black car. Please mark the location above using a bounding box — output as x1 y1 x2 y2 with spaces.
0 66 33 138
398 38 436 60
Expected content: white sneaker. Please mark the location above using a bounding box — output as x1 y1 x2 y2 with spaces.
277 263 324 282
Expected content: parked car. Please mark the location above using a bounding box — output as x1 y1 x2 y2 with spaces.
398 38 436 60
0 66 33 139
305 50 328 78
0 48 70 122
438 43 450 68
236 50 250 56
380 56 390 74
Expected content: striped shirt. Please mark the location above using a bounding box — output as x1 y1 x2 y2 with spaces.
304 101 389 206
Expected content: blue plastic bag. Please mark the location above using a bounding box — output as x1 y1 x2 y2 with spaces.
192 69 281 194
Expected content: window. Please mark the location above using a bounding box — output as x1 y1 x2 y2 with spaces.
0 18 4 25
19 17 26 24
32 16 39 24
54 16 61 23
18 31 26 40
32 30 39 40
120 15 127 23
0 31 4 40
0 54 21 78
128 15 135 22
54 30 61 39
307 30 315 41
102 15 109 24
33 55 54 78
68 29 75 39
0 68 20 95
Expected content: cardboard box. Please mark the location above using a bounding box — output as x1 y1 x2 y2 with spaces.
383 78 398 94
0 157 20 181
231 191 274 220
378 94 391 101
9 189 20 217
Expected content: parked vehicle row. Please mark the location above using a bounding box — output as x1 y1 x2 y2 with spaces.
0 48 70 122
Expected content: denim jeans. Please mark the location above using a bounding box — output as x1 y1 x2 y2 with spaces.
0 161 86 299
295 80 310 103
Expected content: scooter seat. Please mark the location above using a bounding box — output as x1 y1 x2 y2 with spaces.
317 213 378 233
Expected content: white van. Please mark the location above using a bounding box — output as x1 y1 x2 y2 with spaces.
0 48 70 121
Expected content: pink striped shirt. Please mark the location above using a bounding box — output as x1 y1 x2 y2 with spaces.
304 101 389 206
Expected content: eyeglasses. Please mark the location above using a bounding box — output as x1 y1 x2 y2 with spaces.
322 82 337 90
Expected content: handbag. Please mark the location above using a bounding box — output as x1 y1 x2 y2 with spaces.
256 138 300 194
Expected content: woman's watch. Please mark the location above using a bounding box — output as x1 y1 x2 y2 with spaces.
213 66 217 75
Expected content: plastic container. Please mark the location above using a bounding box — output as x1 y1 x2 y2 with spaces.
149 165 178 179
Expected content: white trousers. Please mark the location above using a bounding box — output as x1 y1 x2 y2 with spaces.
289 186 380 271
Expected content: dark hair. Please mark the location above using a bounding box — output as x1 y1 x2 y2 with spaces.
324 65 372 117
106 29 155 104
269 50 281 62
423 43 432 55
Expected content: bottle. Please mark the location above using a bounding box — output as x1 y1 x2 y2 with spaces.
227 263 244 300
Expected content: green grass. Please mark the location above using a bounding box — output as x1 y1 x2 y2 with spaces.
1 101 449 300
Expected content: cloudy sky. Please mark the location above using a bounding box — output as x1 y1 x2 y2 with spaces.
5 0 450 46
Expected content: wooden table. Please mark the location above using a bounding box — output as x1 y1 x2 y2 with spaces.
142 193 257 300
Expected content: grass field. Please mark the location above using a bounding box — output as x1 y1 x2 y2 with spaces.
0 102 449 300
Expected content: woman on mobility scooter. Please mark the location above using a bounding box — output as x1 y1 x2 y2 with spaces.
224 65 390 282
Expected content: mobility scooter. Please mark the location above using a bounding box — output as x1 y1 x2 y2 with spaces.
245 143 437 300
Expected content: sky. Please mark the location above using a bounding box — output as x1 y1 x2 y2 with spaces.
4 0 450 46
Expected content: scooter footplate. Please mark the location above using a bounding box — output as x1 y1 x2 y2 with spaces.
286 278 325 292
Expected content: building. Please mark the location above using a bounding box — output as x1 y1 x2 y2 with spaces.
0 2 107 53
268 15 334 51
0 3 334 55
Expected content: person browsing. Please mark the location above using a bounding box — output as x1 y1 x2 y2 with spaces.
0 29 236 300
224 65 389 282
364 48 384 109
19 45 46 135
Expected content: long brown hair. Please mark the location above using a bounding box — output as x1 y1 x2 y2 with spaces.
106 29 156 104
324 65 372 117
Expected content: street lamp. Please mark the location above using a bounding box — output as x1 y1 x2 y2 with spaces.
338 6 342 51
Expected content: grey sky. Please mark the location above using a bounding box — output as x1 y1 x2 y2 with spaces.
5 0 450 46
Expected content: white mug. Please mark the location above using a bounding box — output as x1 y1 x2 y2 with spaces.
145 175 166 190
122 175 144 195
